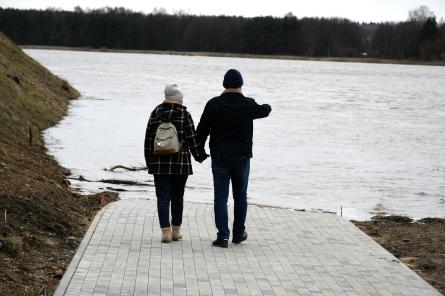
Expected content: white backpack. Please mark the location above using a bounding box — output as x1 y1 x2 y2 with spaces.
153 122 181 155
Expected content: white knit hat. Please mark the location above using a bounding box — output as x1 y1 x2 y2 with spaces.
164 84 183 104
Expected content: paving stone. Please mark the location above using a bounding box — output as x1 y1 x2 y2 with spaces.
54 199 442 296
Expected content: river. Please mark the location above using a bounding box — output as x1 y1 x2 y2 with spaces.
25 49 445 220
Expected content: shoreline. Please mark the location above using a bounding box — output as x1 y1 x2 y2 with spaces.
3 36 443 294
21 45 445 67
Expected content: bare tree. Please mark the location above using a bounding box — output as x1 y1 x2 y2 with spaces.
284 12 295 18
173 9 191 16
74 6 83 13
45 6 62 11
152 7 169 15
408 5 435 23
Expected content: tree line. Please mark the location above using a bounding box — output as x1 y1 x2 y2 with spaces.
0 6 443 60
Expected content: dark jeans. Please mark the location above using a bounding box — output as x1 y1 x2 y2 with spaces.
212 157 250 240
153 174 188 228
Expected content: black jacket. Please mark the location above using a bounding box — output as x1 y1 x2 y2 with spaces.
144 103 206 175
196 91 271 158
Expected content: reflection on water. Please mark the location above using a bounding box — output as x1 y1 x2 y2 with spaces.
25 49 445 220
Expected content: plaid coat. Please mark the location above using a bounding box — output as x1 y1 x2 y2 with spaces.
144 103 206 175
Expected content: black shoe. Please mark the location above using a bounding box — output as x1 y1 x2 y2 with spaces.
212 238 228 248
232 231 248 244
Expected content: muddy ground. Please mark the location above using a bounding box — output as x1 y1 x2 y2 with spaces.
353 216 445 295
0 139 118 295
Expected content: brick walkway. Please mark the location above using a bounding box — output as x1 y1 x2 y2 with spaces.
54 199 441 296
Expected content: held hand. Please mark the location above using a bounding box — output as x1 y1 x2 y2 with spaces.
196 153 209 163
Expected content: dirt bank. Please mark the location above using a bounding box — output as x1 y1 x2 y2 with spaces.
0 32 118 295
353 216 445 295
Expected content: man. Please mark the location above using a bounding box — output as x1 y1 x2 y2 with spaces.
197 69 272 248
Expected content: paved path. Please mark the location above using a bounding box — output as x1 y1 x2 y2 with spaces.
55 199 441 296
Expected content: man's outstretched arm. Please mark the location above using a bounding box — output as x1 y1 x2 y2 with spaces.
249 98 272 119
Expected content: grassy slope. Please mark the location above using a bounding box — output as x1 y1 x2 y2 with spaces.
0 32 116 295
0 33 79 143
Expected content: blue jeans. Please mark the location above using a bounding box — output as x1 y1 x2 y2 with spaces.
153 174 188 228
212 157 250 240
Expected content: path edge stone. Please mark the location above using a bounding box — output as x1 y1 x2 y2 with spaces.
53 203 111 296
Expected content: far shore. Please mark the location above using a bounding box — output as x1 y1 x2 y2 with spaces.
21 45 445 66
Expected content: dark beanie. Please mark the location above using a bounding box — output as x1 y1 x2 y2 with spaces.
223 69 243 89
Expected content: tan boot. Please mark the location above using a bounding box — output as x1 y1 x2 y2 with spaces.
172 226 182 241
161 227 171 243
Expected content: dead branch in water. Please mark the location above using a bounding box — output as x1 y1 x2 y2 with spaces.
68 175 153 186
104 165 147 172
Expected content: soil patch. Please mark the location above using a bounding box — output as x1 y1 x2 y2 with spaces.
353 216 445 295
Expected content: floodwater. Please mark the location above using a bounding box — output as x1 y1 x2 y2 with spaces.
25 49 445 220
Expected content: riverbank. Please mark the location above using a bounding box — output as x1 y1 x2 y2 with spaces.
352 216 445 295
0 32 118 295
21 45 445 66
2 34 444 295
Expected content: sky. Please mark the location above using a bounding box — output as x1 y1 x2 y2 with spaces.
0 0 444 22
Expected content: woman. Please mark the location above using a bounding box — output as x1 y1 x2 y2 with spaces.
144 84 207 243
